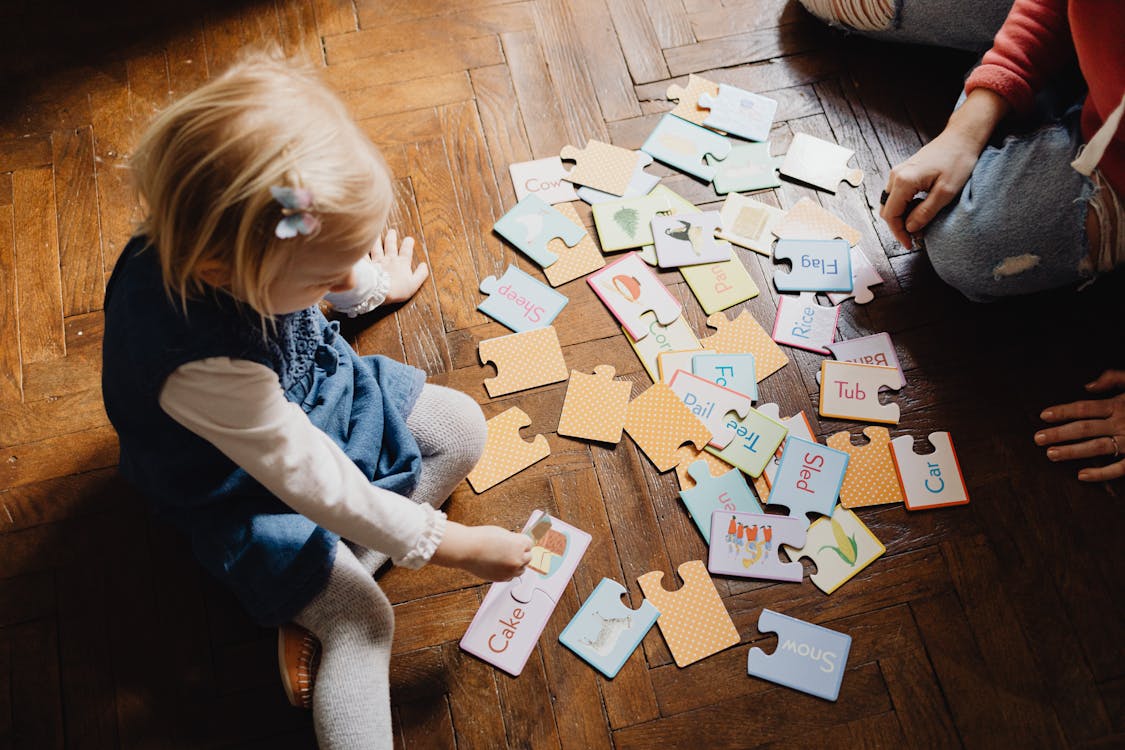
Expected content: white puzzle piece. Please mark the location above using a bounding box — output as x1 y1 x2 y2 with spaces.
772 292 840 354
558 578 659 679
781 505 885 594
493 194 586 267
642 114 732 181
708 510 805 582
587 252 682 341
819 360 901 425
825 333 905 389
773 239 853 293
667 369 753 449
890 432 970 510
717 194 784 256
828 246 883 305
698 84 778 142
652 212 731 268
509 157 579 204
628 314 701 382
778 133 863 193
478 265 568 332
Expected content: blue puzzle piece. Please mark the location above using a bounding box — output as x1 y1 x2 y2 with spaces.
642 114 732 181
493 194 586 268
679 460 762 542
558 578 659 679
773 239 853 293
707 511 805 582
705 406 788 477
768 436 849 525
478 265 568 333
692 353 757 401
706 143 783 194
746 609 852 701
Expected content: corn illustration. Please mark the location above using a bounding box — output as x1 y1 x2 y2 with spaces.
818 515 858 566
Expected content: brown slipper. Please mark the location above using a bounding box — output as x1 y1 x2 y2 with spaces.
278 623 321 709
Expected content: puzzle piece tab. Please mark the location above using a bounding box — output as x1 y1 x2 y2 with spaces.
782 505 885 594
628 314 701 382
467 407 552 493
479 326 569 397
773 239 853 293
642 114 732 181
890 432 970 510
544 201 606 287
558 578 660 679
561 140 653 197
557 365 632 444
718 194 784 256
638 560 739 667
666 73 720 126
773 197 861 246
779 133 863 193
668 369 753 449
624 382 712 472
509 156 579 204
587 252 682 341
772 292 840 354
653 212 731 268
700 310 789 382
767 436 849 524
704 404 789 478
827 427 904 509
680 460 762 541
680 252 760 315
746 609 852 701
707 142 784 194
819 360 901 424
478 265 568 332
494 194 586 268
707 510 805 581
828 246 883 304
699 84 778 142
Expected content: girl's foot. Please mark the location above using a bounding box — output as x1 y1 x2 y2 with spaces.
278 623 320 709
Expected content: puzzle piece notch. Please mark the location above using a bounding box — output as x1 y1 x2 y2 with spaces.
707 510 805 581
826 427 904 509
767 436 849 525
587 252 682 341
666 74 720 126
637 560 739 667
623 382 712 472
652 212 731 268
819 360 901 425
679 460 763 541
890 432 970 510
560 140 652 197
556 365 632 444
828 246 883 305
772 292 840 354
467 407 552 493
773 239 854 293
479 326 570 398
558 578 660 679
746 609 852 701
700 310 789 382
779 133 863 193
493 194 586 268
478 265 569 332
642 114 733 181
781 505 885 594
698 84 778 143
668 369 753 449
544 201 606 287
576 157 661 204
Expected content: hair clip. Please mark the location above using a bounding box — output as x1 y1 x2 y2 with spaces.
270 185 321 239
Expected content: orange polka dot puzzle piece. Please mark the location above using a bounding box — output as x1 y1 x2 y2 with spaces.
699 310 788 382
468 407 551 493
623 383 712 472
479 325 569 398
557 365 632 444
826 426 904 508
637 560 739 667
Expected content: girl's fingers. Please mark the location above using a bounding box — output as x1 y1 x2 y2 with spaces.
400 235 415 261
410 262 429 289
1086 370 1125 392
1078 458 1125 482
1040 399 1115 422
1035 418 1110 445
1046 435 1121 462
370 233 384 260
384 229 399 257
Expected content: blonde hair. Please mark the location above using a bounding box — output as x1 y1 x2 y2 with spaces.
131 52 392 317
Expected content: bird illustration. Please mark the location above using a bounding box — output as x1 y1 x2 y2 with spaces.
511 207 555 245
664 219 706 255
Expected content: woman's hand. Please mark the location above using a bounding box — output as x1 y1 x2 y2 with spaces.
371 229 429 304
431 521 532 582
1035 370 1125 482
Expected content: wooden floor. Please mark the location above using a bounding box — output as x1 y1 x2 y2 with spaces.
3 0 1124 747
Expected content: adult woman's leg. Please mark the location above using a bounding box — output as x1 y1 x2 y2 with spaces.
798 0 1014 52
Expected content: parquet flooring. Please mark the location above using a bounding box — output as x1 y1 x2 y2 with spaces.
2 1 1124 748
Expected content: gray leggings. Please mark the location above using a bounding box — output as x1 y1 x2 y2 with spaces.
294 384 486 750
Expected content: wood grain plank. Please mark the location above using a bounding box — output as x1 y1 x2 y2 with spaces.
355 0 523 25
567 0 645 116
0 425 118 491
391 589 479 655
397 694 456 749
0 205 20 402
691 0 801 40
326 36 504 94
440 640 508 750
13 167 65 365
501 29 571 158
0 172 11 206
0 572 54 627
496 651 562 750
4 619 63 749
276 0 323 66
89 63 143 271
312 0 358 38
126 45 170 123
634 51 839 103
642 0 695 47
342 71 475 120
0 135 52 172
166 19 210 98
470 64 534 207
359 108 445 146
0 388 108 449
607 0 670 86
664 23 826 78
52 127 103 317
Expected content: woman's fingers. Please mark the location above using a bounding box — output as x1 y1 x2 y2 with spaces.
1046 435 1121 462
1078 459 1125 482
1086 369 1125 392
1040 398 1115 422
1035 418 1111 445
903 181 958 234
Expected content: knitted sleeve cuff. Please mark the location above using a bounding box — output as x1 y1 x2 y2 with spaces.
395 505 447 570
965 64 1036 115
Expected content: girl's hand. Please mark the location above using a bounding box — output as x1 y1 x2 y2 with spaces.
431 521 532 582
1036 370 1125 482
371 229 429 304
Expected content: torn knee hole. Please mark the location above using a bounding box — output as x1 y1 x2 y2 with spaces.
991 254 1041 279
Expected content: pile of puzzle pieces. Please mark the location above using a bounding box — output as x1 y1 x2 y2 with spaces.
461 73 970 702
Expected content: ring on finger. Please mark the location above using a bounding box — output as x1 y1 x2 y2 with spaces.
880 189 889 206
1111 435 1122 457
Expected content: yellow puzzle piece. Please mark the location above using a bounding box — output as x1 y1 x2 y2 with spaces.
561 140 651 197
781 505 885 594
773 197 861 246
557 365 632 444
699 310 788 382
666 74 720 126
467 407 551 493
544 202 605 287
479 326 569 398
624 383 711 472
638 560 739 667
827 426 905 508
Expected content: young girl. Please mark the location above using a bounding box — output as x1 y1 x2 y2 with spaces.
101 55 532 749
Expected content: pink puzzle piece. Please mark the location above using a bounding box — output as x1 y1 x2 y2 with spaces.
667 369 753 449
587 252 682 341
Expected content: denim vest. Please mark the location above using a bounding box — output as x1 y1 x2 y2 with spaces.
102 238 425 625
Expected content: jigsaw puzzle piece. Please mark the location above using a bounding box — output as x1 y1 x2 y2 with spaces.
587 252 682 341
642 114 732 181
772 292 840 354
819 360 901 425
557 365 632 444
767 436 849 524
773 239 853 293
698 84 778 142
576 158 661 204
591 191 673 252
773 197 861 246
652 211 730 268
890 432 970 510
679 460 762 541
692 353 757 401
521 510 590 600
717 194 785 256
628 314 701 382
494 194 586 268
779 133 863 193
828 246 883 304
700 310 788 381
509 156 579 204
827 427 904 508
637 560 739 667
707 143 783 194
478 264 568 332
666 73 720 126
705 405 788 477
782 505 885 594
624 382 712 472
658 348 715 384
479 326 569 398
707 510 805 581
746 609 852 700
467 408 552 493
680 252 759 315
757 404 816 489
673 445 736 491
667 369 753 449
561 140 652 197
544 202 606 286
825 333 905 390
558 578 660 679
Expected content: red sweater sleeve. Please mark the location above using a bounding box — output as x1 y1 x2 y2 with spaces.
964 0 1075 114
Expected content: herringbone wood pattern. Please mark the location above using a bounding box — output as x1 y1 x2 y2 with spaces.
2 1 1124 748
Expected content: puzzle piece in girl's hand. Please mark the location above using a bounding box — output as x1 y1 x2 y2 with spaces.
479 326 569 397
699 84 778 142
624 382 712 472
767 436 849 524
509 156 579 204
576 158 662 204
543 202 606 287
746 609 851 700
587 252 682 340
708 511 805 581
773 239 853 293
637 560 739 667
666 73 720 126
561 140 654 197
467 407 551 493
828 246 883 305
707 143 784 194
717 194 784 256
591 191 673 251
771 292 839 354
819 360 901 425
629 314 701 382
692 353 757 401
559 578 660 679
705 405 788 477
680 460 762 542
668 370 753 449
782 505 885 594
557 365 632 444
478 265 569 332
890 432 970 510
779 133 863 193
758 404 815 489
680 252 760 315
824 333 904 389
674 445 736 490
658 348 715 384
494 195 586 268
773 197 861 246
826 427 904 509
461 511 589 675
700 310 789 381
642 114 732 181
652 212 730 268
